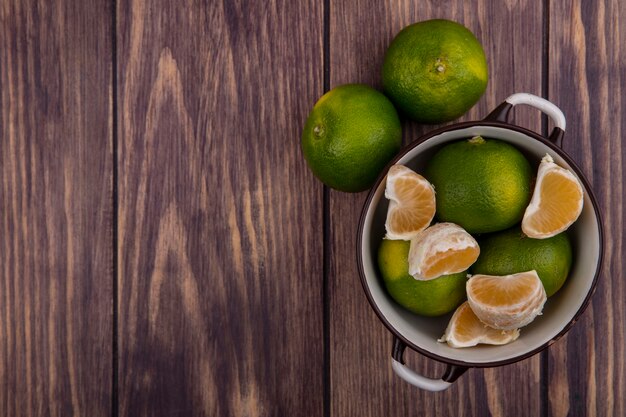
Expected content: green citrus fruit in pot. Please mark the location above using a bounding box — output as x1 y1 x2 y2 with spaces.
382 19 488 124
471 227 573 297
378 238 467 317
425 136 532 234
301 84 402 192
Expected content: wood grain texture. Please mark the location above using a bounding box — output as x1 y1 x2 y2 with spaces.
2 1 625 415
0 0 113 416
116 0 324 415
329 1 544 416
548 1 626 416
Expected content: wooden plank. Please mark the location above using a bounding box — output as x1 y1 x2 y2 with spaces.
547 1 626 416
0 1 113 416
329 1 544 416
116 1 324 415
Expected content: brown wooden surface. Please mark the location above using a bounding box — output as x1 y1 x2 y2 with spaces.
0 0 113 416
1 0 625 416
548 1 626 416
116 0 324 416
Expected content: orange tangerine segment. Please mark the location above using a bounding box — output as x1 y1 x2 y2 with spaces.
466 271 547 330
408 222 480 280
438 302 520 348
522 154 584 239
384 165 436 240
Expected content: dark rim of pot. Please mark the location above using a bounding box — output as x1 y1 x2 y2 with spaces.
356 120 605 369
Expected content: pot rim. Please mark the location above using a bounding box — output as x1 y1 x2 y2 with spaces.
356 120 605 368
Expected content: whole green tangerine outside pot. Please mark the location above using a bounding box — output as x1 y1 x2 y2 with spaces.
301 84 402 193
382 19 488 124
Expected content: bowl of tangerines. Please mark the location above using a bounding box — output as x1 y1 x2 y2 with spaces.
357 93 604 391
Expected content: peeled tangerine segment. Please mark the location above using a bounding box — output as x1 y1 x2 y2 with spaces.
466 270 547 330
408 222 480 280
522 154 584 239
439 301 520 348
384 164 436 240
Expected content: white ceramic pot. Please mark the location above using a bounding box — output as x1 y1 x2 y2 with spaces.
357 93 604 391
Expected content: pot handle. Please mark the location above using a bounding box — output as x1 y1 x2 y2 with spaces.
391 337 468 391
484 93 566 147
